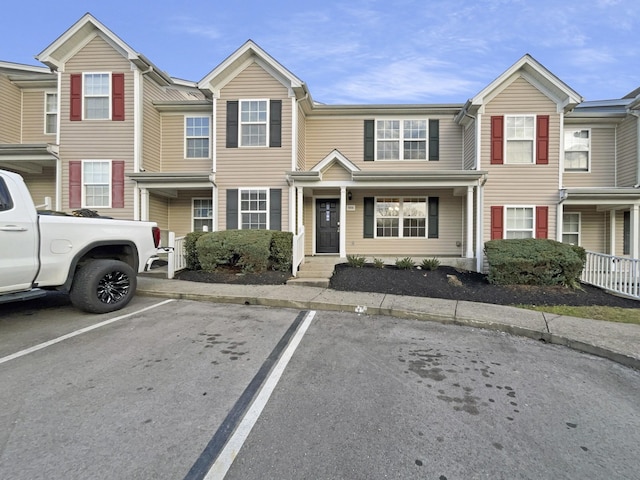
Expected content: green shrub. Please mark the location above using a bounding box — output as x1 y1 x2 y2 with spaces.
373 258 385 269
347 254 366 268
269 231 293 271
196 230 271 273
395 257 415 269
484 238 586 288
184 231 207 270
421 257 440 271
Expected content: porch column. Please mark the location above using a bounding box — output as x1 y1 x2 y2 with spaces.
297 186 303 234
632 204 640 258
140 188 149 222
212 185 218 231
556 203 564 242
609 211 616 255
466 186 474 258
340 186 347 257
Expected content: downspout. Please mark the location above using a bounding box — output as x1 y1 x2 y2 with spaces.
56 70 62 211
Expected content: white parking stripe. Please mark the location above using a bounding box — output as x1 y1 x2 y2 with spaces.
0 299 175 366
204 310 316 480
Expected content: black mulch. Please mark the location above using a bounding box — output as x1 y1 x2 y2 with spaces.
176 267 291 285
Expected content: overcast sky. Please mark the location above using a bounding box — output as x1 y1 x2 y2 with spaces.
1 0 637 104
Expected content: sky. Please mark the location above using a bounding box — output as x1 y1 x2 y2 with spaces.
1 0 638 105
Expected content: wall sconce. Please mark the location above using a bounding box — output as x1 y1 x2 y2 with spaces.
347 191 353 201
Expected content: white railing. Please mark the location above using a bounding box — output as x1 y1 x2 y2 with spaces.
292 225 305 276
167 232 187 279
581 251 640 299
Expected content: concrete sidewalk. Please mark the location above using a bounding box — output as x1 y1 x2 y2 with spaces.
137 276 640 370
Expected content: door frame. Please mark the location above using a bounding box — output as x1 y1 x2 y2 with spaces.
313 195 341 255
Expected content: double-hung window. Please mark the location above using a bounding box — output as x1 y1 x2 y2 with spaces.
83 73 110 120
375 197 427 238
564 129 590 171
45 93 57 134
505 207 534 238
186 117 210 158
562 212 580 245
376 120 426 160
240 100 268 147
83 160 111 208
193 198 213 231
505 115 535 164
240 189 268 229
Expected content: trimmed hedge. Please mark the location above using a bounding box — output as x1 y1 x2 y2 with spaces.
184 231 207 270
485 238 586 288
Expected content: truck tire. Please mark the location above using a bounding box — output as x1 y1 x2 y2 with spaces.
70 259 137 314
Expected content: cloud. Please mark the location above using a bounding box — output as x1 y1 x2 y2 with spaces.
168 16 221 40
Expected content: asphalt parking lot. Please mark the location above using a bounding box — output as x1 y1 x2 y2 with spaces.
1 295 639 480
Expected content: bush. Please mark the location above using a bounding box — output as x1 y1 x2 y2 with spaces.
373 258 385 269
184 231 207 270
347 254 366 268
269 231 293 272
485 238 586 288
395 257 415 269
421 257 440 271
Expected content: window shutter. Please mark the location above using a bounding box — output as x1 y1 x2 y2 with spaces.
428 197 439 238
490 116 504 165
269 188 281 230
364 120 375 161
429 119 439 161
226 189 238 229
269 100 282 148
536 206 548 239
363 197 374 238
70 74 82 121
226 101 239 148
112 161 125 208
490 206 503 240
69 161 82 208
112 73 125 121
536 115 549 165
623 211 630 255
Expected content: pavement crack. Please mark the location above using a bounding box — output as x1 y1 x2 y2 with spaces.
541 312 556 333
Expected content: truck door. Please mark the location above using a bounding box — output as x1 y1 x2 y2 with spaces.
0 174 39 293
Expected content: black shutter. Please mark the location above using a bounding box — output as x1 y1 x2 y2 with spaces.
428 197 439 238
226 101 238 148
364 120 375 161
270 100 282 148
364 197 375 238
270 188 282 230
226 189 238 229
623 211 630 255
429 119 439 161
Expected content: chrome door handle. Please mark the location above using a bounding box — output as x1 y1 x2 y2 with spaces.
0 225 28 231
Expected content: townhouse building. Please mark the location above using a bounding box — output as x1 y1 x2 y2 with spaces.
1 13 638 275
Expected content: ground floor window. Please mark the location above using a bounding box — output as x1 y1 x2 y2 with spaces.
505 207 534 239
375 197 426 238
83 160 111 208
193 198 213 232
562 212 580 245
240 189 268 229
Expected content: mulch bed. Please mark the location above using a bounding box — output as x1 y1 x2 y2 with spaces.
176 267 291 285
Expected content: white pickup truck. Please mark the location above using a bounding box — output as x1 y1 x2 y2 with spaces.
0 169 160 313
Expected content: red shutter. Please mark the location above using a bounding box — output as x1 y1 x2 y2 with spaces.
112 73 125 121
536 206 548 239
69 161 82 208
70 74 82 121
490 206 504 240
536 115 549 165
490 116 504 165
112 161 125 208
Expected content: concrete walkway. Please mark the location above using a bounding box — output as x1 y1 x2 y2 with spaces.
137 276 640 370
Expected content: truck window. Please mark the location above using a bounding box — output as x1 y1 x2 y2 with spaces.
0 178 14 211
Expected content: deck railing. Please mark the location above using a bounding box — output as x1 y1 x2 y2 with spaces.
581 251 640 299
292 226 305 276
166 232 187 279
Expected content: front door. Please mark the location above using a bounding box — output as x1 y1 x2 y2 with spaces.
316 199 339 253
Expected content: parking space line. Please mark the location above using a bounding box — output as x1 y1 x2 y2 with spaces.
184 309 316 480
0 299 175 366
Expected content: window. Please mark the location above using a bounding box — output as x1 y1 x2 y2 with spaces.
240 100 268 147
506 207 534 238
193 198 213 231
83 73 110 120
565 129 590 171
45 93 57 134
186 117 210 158
562 212 580 245
505 115 535 164
83 160 111 208
376 120 426 160
375 197 426 238
240 189 268 229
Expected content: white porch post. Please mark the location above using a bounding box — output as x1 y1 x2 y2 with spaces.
212 184 218 231
340 186 347 257
140 188 149 222
610 210 617 255
297 186 303 234
632 204 639 258
556 203 564 242
466 186 474 258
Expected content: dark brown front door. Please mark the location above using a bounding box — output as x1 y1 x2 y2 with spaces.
316 199 339 253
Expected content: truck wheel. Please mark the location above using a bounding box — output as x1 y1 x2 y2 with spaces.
70 259 137 314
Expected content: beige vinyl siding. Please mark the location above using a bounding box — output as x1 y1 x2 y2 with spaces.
149 194 169 230
563 127 615 187
167 190 213 237
21 166 56 206
563 206 607 253
481 76 561 243
305 115 462 170
142 77 163 172
22 90 55 143
297 104 306 170
160 114 212 172
322 163 352 181
616 115 638 187
0 74 21 143
60 35 135 218
463 122 475 170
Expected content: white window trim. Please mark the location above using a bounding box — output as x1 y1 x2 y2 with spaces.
504 114 536 165
82 72 112 121
374 118 429 161
562 211 581 245
184 116 211 159
239 187 270 229
44 91 57 135
239 99 270 148
192 197 213 232
563 127 591 173
374 196 428 239
81 159 112 208
504 205 536 239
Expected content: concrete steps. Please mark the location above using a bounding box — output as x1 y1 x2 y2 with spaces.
287 256 342 288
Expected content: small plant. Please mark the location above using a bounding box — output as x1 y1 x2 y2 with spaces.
421 257 440 271
373 258 385 269
346 254 366 268
395 257 415 270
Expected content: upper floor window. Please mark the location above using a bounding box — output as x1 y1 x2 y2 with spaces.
45 93 57 134
505 206 534 238
84 73 110 120
564 129 590 171
193 198 213 232
82 160 111 208
240 188 268 229
240 100 268 147
185 117 210 158
505 115 535 164
376 120 427 160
